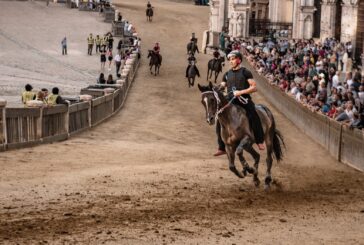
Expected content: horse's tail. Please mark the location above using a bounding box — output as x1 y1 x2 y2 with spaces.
273 127 284 161
260 105 285 161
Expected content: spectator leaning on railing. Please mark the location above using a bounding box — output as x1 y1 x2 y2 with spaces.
47 87 69 106
235 37 364 130
21 84 36 104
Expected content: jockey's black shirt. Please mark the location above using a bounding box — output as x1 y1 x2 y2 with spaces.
223 67 253 101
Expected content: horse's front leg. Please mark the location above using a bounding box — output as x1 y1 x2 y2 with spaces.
214 71 219 83
150 65 153 74
209 69 213 80
244 145 261 187
226 145 244 178
236 136 254 176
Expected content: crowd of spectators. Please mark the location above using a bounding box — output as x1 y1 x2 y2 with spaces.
234 37 364 130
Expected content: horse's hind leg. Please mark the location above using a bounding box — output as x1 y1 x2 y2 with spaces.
264 137 274 190
244 145 261 187
226 145 244 178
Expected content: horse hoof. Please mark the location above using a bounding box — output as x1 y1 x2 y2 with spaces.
264 184 271 192
253 178 260 187
265 176 272 186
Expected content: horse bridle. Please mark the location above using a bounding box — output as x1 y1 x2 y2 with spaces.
201 91 230 121
201 89 248 121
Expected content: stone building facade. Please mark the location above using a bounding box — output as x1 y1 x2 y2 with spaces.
208 0 364 61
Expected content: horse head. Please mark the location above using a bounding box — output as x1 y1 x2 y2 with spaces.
198 82 220 125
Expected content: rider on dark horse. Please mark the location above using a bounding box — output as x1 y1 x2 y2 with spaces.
212 48 221 69
185 52 200 78
153 42 161 65
214 50 265 156
147 1 152 8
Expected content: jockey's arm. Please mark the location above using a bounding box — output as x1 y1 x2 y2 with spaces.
233 78 257 97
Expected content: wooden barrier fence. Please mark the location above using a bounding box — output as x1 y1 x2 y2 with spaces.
0 55 139 151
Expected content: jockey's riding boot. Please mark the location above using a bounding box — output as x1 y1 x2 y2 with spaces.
213 149 226 157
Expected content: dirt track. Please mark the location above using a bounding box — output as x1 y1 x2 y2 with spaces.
0 0 363 244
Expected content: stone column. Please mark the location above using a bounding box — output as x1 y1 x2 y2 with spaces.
218 0 226 32
208 0 221 47
320 0 337 41
340 0 359 44
229 1 250 38
292 0 316 39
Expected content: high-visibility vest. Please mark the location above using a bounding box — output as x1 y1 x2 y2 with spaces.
95 37 101 45
102 36 108 45
47 94 59 106
87 36 94 45
22 91 35 104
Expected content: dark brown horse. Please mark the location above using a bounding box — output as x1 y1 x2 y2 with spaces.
147 50 161 76
207 57 225 83
187 41 199 55
146 7 153 22
198 82 285 190
187 62 199 87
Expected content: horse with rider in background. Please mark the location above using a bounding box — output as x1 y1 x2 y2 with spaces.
207 49 225 83
146 1 154 22
187 39 199 56
186 52 200 87
147 49 162 76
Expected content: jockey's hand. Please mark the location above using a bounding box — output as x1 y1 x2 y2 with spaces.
233 90 241 97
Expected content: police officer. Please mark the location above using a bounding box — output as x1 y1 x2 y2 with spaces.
87 33 94 55
95 35 102 53
214 50 265 156
101 34 108 52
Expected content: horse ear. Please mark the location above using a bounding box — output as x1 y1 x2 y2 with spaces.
208 81 213 89
197 83 203 92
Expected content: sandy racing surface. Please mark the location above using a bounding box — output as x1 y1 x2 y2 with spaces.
0 0 363 244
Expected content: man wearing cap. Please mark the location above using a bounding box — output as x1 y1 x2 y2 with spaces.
214 50 265 156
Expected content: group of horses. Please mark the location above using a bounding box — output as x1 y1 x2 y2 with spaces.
186 41 226 87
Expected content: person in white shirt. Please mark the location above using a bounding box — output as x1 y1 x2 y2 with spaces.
332 71 340 88
127 23 133 34
114 52 122 75
124 21 129 34
346 72 353 88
